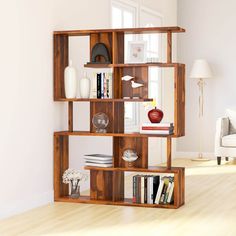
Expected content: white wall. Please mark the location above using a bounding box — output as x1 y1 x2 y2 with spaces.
0 0 177 219
0 0 62 219
177 0 236 158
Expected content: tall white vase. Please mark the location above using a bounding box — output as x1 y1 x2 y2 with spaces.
79 72 91 98
64 60 77 98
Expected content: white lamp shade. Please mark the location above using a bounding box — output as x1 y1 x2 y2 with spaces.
190 59 213 79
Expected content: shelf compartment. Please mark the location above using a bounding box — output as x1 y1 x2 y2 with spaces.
55 196 178 209
54 131 176 138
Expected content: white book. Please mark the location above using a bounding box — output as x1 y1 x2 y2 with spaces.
85 154 112 159
141 176 145 204
167 182 174 203
85 162 113 168
155 178 164 204
108 73 113 98
140 130 173 135
84 159 113 164
147 176 153 204
142 122 173 127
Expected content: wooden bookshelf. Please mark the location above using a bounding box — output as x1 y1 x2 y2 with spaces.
53 26 186 209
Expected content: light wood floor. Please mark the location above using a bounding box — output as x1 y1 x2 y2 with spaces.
1 158 236 236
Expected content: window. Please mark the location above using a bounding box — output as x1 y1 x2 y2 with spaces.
111 1 162 132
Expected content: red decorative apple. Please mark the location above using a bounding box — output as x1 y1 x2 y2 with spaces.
148 107 164 123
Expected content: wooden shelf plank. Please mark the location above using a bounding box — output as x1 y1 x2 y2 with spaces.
84 166 184 174
55 196 178 209
54 131 175 138
83 62 184 68
54 98 153 102
54 26 185 36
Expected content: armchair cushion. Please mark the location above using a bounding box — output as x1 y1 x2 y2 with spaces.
222 134 236 147
226 109 236 134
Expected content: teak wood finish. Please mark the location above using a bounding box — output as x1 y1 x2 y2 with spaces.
53 26 186 209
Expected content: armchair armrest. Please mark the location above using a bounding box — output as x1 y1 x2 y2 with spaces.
215 117 229 149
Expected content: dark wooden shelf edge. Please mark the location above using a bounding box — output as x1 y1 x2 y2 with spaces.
54 131 177 138
54 98 153 102
55 196 178 209
84 166 184 173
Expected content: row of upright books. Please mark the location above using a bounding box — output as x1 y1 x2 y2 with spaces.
140 122 174 135
92 72 113 99
133 175 174 205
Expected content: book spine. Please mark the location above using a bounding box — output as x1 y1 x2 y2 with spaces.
103 73 107 98
141 176 145 204
101 73 104 98
106 74 110 98
167 182 174 203
137 176 141 204
164 182 172 204
160 178 169 204
153 176 160 204
133 175 137 203
144 176 147 204
109 73 113 98
97 73 101 98
155 178 164 204
142 127 173 131
141 123 173 127
140 130 173 135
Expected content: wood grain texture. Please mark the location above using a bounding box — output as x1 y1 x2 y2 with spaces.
90 170 113 201
112 32 124 64
167 31 172 63
54 26 186 36
113 137 148 168
68 102 73 131
167 137 172 169
174 64 185 136
54 130 174 138
54 34 68 100
54 134 69 199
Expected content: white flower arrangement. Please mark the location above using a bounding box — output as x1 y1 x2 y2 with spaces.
62 168 87 184
62 169 88 197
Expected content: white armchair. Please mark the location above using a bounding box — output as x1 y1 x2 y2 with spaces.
215 109 236 165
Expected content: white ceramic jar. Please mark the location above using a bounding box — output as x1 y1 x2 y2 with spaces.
79 72 91 98
64 60 77 98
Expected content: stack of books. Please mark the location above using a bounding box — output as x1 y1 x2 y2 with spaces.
132 175 174 205
84 154 113 167
91 72 113 99
140 122 174 135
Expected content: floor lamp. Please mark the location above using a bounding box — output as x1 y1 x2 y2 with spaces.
190 59 213 161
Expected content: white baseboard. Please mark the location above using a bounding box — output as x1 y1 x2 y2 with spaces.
0 190 54 220
175 151 215 159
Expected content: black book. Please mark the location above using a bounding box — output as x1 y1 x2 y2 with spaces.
97 73 101 98
153 175 160 203
144 176 148 204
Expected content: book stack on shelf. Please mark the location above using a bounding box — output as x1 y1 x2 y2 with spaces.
133 175 174 205
91 72 113 99
140 123 174 135
84 154 113 167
